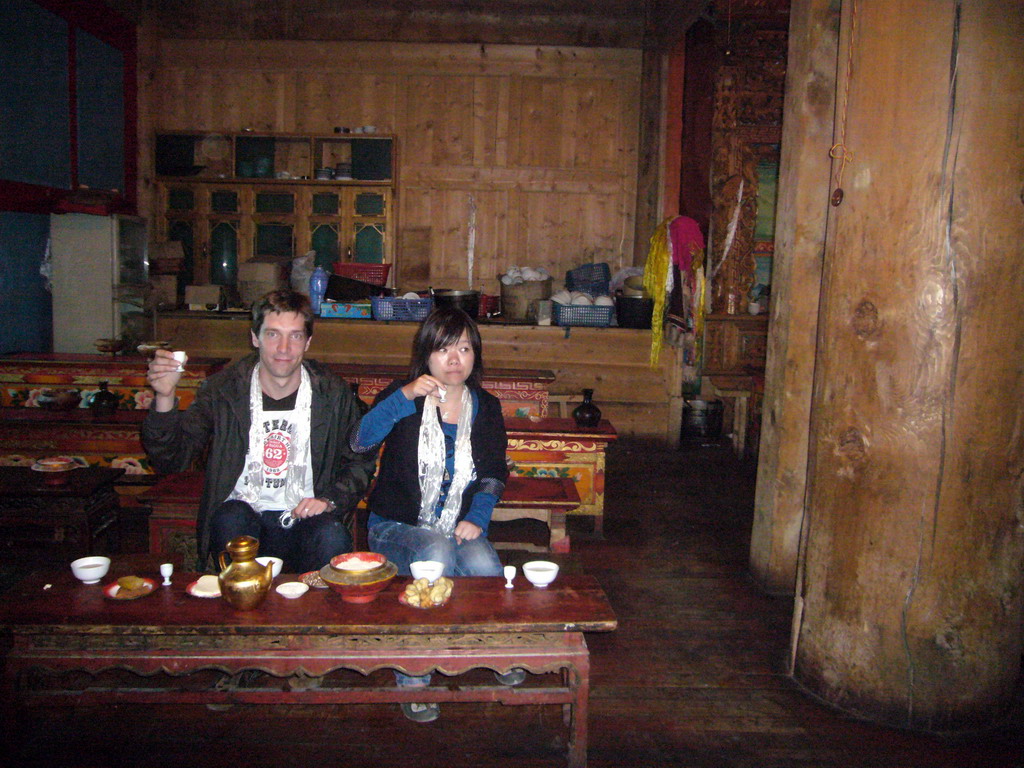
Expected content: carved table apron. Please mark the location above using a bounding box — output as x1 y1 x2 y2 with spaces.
0 566 617 768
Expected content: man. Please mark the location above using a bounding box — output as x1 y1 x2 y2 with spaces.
142 289 376 573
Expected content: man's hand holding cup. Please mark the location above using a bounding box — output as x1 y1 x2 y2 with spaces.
147 349 188 411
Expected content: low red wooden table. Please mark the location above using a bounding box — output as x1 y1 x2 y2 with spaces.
0 559 617 768
0 466 124 559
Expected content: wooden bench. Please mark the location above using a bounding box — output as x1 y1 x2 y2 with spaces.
144 472 580 569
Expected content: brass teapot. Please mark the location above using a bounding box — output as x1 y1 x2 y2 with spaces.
217 535 274 610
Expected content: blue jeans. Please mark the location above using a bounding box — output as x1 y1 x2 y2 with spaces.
209 499 352 574
369 518 502 687
368 518 502 578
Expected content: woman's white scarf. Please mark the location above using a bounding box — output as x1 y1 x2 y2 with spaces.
233 362 313 529
416 385 474 537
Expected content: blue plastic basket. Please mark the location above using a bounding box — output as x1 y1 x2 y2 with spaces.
371 296 434 322
552 302 614 328
565 262 612 296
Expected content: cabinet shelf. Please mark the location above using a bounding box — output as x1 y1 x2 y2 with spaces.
155 131 395 183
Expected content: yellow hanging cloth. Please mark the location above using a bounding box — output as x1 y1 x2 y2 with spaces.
643 217 673 367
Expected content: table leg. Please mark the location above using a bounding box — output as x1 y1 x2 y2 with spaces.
567 654 591 768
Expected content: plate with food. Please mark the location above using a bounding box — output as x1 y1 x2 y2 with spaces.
186 574 222 598
300 570 328 589
137 341 172 356
103 575 157 600
31 456 80 473
399 577 453 609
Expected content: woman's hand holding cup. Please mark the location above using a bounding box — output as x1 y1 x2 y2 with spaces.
401 374 446 402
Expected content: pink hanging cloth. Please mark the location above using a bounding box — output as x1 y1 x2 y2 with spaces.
668 216 704 277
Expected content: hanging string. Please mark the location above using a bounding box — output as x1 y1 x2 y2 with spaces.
724 0 733 57
830 0 859 206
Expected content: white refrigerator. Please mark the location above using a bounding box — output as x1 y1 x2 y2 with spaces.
49 213 149 353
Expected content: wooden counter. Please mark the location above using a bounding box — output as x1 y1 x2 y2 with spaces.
154 312 683 442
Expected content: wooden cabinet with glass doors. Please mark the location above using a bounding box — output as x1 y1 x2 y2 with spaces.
153 132 394 292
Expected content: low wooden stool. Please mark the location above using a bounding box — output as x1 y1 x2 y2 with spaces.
140 470 203 569
492 475 580 553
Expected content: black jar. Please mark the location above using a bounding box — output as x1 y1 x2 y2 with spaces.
89 381 119 417
572 388 602 428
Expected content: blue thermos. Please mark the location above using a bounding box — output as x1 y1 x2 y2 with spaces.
309 266 328 315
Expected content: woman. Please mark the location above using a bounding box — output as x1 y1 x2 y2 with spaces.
352 306 523 721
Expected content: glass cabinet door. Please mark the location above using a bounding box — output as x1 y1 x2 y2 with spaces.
210 220 239 285
310 223 339 270
255 222 294 261
166 220 194 292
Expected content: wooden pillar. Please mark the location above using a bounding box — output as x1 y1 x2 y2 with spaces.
749 0 839 594
793 0 1024 729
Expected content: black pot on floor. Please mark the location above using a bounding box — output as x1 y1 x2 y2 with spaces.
680 399 723 447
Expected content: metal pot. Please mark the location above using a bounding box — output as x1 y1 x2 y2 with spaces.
432 289 480 318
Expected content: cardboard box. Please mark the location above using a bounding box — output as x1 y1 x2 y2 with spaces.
185 284 223 310
238 262 285 305
320 301 372 319
150 275 178 309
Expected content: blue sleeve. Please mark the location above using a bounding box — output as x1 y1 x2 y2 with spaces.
352 387 415 451
463 491 498 534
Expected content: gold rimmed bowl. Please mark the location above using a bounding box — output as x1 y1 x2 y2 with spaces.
320 554 396 604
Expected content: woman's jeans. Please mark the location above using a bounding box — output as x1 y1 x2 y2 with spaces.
368 519 502 578
209 499 352 574
369 519 502 686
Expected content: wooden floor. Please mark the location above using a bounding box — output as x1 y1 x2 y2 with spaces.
3 438 1022 767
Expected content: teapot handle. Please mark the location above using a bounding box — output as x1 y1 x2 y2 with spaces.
218 551 230 572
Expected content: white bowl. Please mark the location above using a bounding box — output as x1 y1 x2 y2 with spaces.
276 581 309 599
256 556 283 578
522 560 559 588
70 556 111 584
409 560 445 583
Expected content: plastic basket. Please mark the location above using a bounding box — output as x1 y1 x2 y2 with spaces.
334 262 391 286
552 302 614 328
565 262 611 296
371 296 434 322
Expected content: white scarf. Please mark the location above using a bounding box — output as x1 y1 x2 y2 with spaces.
231 362 313 529
416 385 475 537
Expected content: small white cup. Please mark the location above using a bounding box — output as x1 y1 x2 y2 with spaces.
70 556 111 584
522 560 559 588
409 560 445 584
172 350 187 372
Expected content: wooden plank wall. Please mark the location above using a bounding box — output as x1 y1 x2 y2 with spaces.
138 38 642 294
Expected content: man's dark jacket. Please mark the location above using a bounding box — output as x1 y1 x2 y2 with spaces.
142 353 377 569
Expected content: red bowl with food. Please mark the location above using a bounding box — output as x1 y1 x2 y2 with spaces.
319 560 397 604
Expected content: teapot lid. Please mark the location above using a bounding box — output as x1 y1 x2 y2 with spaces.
225 535 260 557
